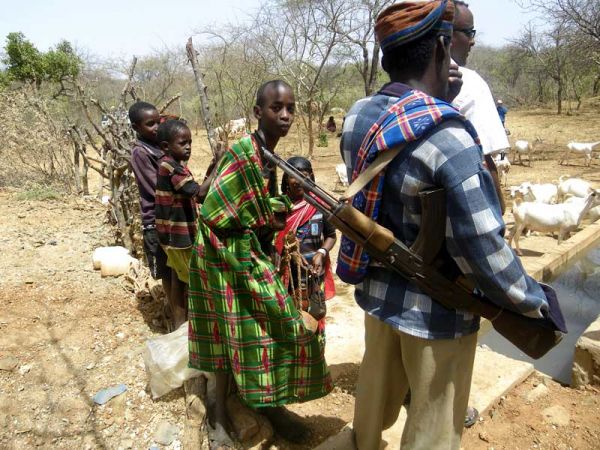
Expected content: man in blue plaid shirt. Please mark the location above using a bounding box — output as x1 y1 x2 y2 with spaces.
341 1 553 449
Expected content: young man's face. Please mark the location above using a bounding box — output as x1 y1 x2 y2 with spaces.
165 127 192 162
254 85 296 139
133 108 160 143
451 4 475 66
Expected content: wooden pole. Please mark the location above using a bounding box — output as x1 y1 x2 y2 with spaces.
186 37 218 156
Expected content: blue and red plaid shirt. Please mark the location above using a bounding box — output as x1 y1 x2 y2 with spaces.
340 83 550 340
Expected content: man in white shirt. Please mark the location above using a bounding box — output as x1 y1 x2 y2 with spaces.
450 1 509 427
452 1 509 156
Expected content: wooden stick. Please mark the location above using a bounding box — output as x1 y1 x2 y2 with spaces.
186 37 218 156
159 93 182 114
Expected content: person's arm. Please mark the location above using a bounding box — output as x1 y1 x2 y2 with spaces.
311 220 337 275
196 146 226 203
130 147 157 227
438 132 549 319
168 165 201 198
460 70 509 154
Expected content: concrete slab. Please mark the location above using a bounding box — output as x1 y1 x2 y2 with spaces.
572 313 600 388
523 221 600 282
469 346 534 413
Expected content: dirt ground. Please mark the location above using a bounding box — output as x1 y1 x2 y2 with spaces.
1 107 600 449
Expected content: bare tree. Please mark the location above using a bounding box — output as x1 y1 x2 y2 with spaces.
328 0 394 96
513 22 571 114
251 0 346 158
520 0 600 45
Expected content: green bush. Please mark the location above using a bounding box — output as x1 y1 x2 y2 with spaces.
317 132 328 147
14 185 64 201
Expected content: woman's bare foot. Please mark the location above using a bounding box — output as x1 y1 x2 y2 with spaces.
260 406 311 443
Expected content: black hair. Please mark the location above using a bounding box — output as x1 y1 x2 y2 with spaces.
381 29 447 79
128 101 157 124
156 119 189 144
281 156 314 194
256 80 293 107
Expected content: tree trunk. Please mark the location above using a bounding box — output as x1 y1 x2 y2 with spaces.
557 80 563 115
81 155 89 196
593 74 600 96
367 42 381 97
307 109 315 159
72 139 82 195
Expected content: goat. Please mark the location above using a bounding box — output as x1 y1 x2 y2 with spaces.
493 152 511 186
512 137 543 166
560 141 600 167
557 176 591 202
589 206 600 223
508 192 599 255
335 163 349 190
510 182 557 204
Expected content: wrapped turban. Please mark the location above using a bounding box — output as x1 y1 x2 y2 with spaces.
375 0 455 54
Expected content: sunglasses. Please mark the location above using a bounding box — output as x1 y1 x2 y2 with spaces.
455 28 476 39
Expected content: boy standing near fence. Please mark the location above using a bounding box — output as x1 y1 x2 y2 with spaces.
155 119 218 328
129 102 173 316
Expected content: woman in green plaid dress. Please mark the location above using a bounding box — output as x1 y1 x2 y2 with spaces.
188 80 332 444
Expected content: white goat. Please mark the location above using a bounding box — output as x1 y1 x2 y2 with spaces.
508 192 599 255
510 182 557 204
557 176 591 202
335 163 349 189
513 138 543 166
493 152 511 186
589 206 600 222
560 141 600 167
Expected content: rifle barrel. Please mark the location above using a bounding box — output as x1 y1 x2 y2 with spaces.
261 147 339 208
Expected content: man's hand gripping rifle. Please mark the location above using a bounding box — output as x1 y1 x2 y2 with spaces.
262 148 565 359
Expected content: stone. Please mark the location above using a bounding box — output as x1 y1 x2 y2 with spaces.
118 438 134 449
153 420 179 446
572 314 600 388
479 431 490 443
313 425 356 450
0 356 19 371
18 364 32 375
542 405 570 427
525 384 549 403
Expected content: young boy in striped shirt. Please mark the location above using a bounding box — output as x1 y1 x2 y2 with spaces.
155 119 219 328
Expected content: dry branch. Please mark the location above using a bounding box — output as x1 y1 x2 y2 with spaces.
186 37 218 155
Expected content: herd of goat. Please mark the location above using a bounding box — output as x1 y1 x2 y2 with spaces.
492 139 600 255
335 139 599 256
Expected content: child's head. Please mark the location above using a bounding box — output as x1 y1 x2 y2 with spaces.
281 156 314 202
157 120 192 162
253 80 295 140
129 101 160 143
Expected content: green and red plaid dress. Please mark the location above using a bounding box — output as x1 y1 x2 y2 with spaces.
188 136 332 407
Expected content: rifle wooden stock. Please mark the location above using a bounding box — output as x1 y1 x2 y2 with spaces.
263 148 563 359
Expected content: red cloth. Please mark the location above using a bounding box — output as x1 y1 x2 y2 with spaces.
275 199 336 301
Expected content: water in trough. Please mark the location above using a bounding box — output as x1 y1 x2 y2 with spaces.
480 245 600 385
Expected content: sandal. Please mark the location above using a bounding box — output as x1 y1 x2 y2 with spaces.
464 406 479 428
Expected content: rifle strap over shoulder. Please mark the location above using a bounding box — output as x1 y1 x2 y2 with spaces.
342 146 404 199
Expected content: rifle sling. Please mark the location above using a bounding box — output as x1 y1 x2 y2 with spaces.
342 146 403 199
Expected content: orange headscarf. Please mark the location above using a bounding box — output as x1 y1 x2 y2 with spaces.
375 0 455 54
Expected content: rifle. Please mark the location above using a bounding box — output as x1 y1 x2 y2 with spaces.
262 148 565 359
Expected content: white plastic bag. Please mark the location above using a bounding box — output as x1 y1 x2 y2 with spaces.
142 322 209 399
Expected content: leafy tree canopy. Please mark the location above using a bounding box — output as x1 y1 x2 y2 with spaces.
2 32 81 87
